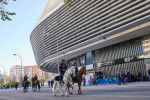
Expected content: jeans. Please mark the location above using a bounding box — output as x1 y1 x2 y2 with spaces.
117 77 121 85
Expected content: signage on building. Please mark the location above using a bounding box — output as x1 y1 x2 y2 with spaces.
86 64 93 70
124 57 130 62
95 53 150 67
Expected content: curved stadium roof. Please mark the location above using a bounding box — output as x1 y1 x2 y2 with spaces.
31 0 150 72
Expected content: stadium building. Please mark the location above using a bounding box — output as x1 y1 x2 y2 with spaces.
30 0 150 79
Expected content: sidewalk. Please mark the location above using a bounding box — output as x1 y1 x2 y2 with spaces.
42 81 150 89
81 81 150 89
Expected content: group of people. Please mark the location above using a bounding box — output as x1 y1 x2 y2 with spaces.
23 74 38 87
115 70 131 85
48 79 54 88
22 59 78 89
115 70 146 85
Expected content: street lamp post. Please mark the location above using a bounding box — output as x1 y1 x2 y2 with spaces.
13 54 22 88
0 64 5 84
56 36 59 74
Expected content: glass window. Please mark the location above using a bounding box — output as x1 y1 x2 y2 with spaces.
79 55 86 66
86 52 93 65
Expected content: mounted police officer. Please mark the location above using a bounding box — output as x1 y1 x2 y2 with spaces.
72 62 78 82
59 59 67 80
34 74 38 81
73 62 78 78
24 74 28 82
23 74 28 86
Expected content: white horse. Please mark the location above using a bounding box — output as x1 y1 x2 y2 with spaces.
52 66 75 96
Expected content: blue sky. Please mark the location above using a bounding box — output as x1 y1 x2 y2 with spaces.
0 0 47 74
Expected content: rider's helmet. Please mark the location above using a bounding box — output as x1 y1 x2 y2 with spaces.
62 59 65 62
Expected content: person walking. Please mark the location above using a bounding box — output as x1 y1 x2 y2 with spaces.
51 79 54 88
89 76 93 86
116 72 121 85
121 71 125 84
48 80 50 88
148 69 150 81
127 70 131 83
15 84 18 90
82 76 86 86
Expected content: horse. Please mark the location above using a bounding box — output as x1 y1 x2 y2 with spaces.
69 66 86 95
32 78 40 91
22 81 29 93
52 66 75 96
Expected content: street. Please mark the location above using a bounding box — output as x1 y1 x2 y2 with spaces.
0 83 150 100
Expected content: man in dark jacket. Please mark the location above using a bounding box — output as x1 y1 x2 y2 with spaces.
116 72 121 85
73 62 78 78
24 75 28 81
148 69 150 81
127 70 131 83
121 71 125 84
34 75 38 81
15 84 18 90
23 75 28 87
59 59 67 80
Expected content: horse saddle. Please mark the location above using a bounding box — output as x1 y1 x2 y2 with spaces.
54 75 63 81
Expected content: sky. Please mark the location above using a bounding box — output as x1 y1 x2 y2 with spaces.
0 0 48 75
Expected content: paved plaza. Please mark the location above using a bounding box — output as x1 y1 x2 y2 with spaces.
0 82 150 100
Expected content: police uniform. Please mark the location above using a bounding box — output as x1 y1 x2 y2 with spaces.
59 63 67 80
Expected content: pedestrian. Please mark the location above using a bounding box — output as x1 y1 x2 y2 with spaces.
116 72 121 85
11 85 12 89
82 76 86 86
51 79 54 88
89 76 93 86
138 72 141 82
15 84 18 90
48 80 50 88
121 71 125 84
148 69 150 81
41 82 42 87
42 81 44 87
93 75 97 85
127 70 131 83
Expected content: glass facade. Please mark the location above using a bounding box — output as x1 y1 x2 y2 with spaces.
86 52 93 65
79 55 86 66
92 36 150 78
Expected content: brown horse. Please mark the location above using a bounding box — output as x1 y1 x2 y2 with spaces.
22 81 29 93
32 79 40 91
68 66 86 95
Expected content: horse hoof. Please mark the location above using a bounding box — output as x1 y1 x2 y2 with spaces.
71 93 73 94
54 95 56 96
